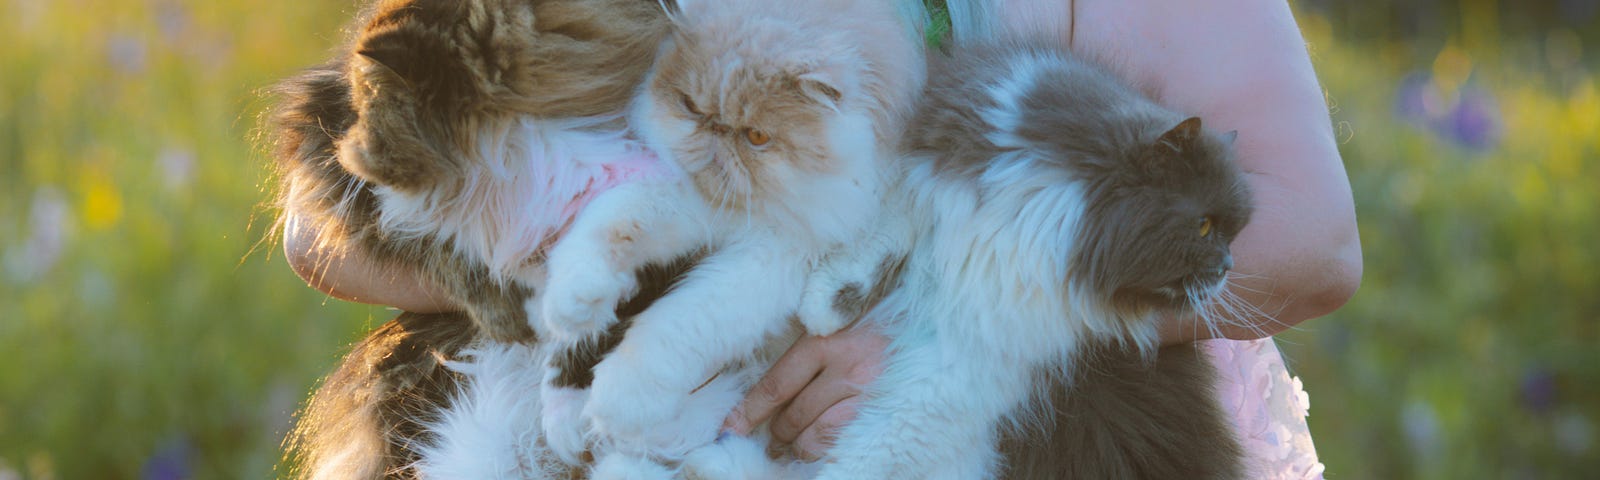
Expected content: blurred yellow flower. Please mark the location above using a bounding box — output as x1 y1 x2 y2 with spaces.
79 171 123 231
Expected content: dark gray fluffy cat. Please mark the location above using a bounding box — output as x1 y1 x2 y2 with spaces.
793 40 1250 479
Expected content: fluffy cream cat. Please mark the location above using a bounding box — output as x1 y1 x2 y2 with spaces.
532 0 927 475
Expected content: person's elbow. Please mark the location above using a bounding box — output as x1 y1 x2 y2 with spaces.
282 213 338 295
1305 220 1363 321
1279 206 1364 333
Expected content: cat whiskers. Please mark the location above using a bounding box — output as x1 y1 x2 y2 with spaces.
1223 270 1299 335
1184 286 1227 341
1187 272 1283 340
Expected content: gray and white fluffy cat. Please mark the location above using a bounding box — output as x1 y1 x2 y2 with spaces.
752 40 1254 479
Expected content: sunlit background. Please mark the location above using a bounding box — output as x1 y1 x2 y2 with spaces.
1 1 1596 478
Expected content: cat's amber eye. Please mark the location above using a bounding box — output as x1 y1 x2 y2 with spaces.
745 129 771 146
1198 216 1214 237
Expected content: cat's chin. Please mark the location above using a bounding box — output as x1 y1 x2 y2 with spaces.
1110 280 1227 319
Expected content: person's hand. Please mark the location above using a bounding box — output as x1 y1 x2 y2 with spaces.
722 326 889 461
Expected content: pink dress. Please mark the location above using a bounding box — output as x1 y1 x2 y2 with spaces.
1201 338 1326 479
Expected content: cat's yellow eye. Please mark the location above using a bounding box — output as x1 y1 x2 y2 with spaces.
1198 216 1214 237
745 129 771 147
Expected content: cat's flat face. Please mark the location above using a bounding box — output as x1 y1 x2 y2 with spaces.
634 8 861 211
337 0 668 190
1061 117 1253 318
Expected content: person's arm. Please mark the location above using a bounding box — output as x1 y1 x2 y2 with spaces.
282 213 456 313
728 0 1364 458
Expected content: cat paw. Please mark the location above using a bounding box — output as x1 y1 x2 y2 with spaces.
583 363 685 446
589 452 675 480
540 268 633 339
798 271 858 337
797 290 850 337
540 386 591 466
680 435 781 480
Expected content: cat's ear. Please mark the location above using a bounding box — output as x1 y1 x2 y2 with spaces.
1156 116 1203 153
796 71 846 111
1219 130 1239 147
357 41 415 86
661 0 686 16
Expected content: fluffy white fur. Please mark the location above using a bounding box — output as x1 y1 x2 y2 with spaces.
412 343 559 479
680 433 822 480
529 0 927 474
538 382 591 466
809 158 1105 479
368 115 653 288
411 340 777 480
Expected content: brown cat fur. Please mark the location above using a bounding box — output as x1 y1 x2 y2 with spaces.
267 0 672 478
267 0 670 344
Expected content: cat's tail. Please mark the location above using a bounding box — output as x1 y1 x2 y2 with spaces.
279 312 480 480
999 344 1246 480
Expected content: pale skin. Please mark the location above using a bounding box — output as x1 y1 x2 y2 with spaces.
284 0 1362 462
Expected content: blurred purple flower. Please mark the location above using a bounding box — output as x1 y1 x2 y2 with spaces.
1402 400 1441 458
159 147 196 192
1392 71 1501 151
1394 73 1432 120
107 32 148 74
1445 87 1500 150
141 437 192 480
156 2 192 45
5 188 72 283
1520 367 1558 414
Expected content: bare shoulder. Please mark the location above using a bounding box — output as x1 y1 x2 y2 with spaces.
1073 0 1338 173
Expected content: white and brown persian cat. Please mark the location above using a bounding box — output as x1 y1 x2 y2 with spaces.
789 41 1252 479
268 0 677 478
530 0 927 476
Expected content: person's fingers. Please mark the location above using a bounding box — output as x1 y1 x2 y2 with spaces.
790 397 860 462
769 366 860 443
724 336 826 435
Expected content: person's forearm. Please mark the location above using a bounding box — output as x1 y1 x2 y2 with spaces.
283 213 456 313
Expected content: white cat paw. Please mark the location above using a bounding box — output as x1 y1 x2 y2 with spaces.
797 289 850 337
540 386 591 466
680 435 781 480
583 363 684 446
540 268 633 338
590 452 675 480
798 270 857 337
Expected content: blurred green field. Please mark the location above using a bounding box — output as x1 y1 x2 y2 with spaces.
0 1 1595 478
